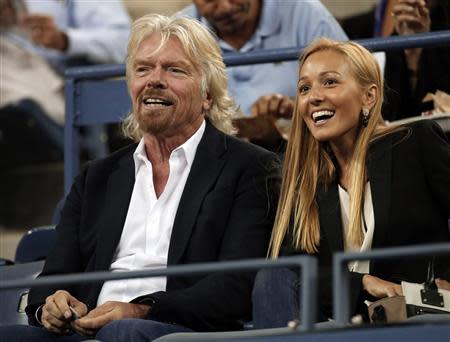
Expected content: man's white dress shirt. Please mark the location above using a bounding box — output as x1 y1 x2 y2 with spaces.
97 121 205 305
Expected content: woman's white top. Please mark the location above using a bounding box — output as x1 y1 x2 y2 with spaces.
338 182 375 274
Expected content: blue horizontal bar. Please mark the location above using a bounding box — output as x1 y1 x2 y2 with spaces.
0 256 310 290
0 256 318 331
335 242 450 263
65 30 450 80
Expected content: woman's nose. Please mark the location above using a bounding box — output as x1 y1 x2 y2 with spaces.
308 86 324 104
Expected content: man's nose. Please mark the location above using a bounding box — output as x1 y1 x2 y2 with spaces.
146 68 167 89
216 0 233 14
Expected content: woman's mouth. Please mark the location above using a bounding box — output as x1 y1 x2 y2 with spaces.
312 110 335 124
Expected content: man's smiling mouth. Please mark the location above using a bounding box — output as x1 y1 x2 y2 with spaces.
143 97 173 107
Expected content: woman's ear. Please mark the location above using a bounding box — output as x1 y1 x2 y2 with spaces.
363 84 377 111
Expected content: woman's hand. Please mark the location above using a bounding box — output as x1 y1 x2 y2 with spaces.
435 278 450 291
362 274 403 298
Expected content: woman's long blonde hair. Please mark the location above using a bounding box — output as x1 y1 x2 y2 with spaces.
269 38 388 257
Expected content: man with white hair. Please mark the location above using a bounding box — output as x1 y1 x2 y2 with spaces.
0 14 278 342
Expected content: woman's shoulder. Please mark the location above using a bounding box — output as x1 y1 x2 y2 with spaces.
374 119 447 147
395 119 448 147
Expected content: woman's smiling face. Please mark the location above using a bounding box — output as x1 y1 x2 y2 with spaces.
297 49 366 149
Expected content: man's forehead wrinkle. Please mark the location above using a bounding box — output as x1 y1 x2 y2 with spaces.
134 54 197 73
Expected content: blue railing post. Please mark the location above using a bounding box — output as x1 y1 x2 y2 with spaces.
333 243 450 326
0 256 318 332
64 77 79 194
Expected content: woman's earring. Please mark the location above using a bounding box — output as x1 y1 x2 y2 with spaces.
361 108 370 127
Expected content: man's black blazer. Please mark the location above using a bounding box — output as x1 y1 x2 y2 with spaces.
26 121 279 331
284 120 450 318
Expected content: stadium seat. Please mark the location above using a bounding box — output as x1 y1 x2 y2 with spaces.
0 261 44 326
14 226 56 263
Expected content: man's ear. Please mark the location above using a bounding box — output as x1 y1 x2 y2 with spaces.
203 91 212 111
363 84 377 111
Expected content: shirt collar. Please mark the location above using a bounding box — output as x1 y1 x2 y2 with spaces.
258 0 281 38
133 120 206 175
181 119 206 168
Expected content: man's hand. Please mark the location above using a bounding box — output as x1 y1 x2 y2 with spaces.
362 274 403 298
20 14 68 51
251 93 294 119
0 0 17 28
392 0 430 36
71 301 151 337
41 290 88 335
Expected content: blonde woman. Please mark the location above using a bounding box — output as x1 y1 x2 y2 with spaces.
253 38 450 327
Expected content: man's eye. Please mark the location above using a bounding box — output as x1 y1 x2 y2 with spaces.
135 66 149 74
168 67 186 74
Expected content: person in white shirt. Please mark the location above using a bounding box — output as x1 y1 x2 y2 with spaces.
0 14 278 342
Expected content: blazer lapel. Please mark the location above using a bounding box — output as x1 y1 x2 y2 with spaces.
317 181 344 253
368 135 393 248
95 151 135 270
167 122 227 265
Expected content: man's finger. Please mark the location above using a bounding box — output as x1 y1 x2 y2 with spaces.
71 321 96 337
52 295 72 320
267 100 280 116
278 99 294 119
41 313 67 334
77 311 115 330
44 299 66 321
42 308 67 328
72 302 89 318
258 99 270 117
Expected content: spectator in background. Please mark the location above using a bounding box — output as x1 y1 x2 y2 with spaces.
1 0 130 117
341 0 450 121
12 0 131 73
0 0 131 164
180 0 347 119
0 14 278 342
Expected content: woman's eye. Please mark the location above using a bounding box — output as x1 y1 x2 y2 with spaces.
298 85 310 94
324 78 337 86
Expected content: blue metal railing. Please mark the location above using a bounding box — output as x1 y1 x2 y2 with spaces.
0 256 318 331
65 30 450 79
63 29 450 192
333 242 450 326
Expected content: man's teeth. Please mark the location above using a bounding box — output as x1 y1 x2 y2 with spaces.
312 110 334 122
144 98 170 105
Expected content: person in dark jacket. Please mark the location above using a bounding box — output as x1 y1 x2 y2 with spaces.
252 38 450 328
0 14 278 341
